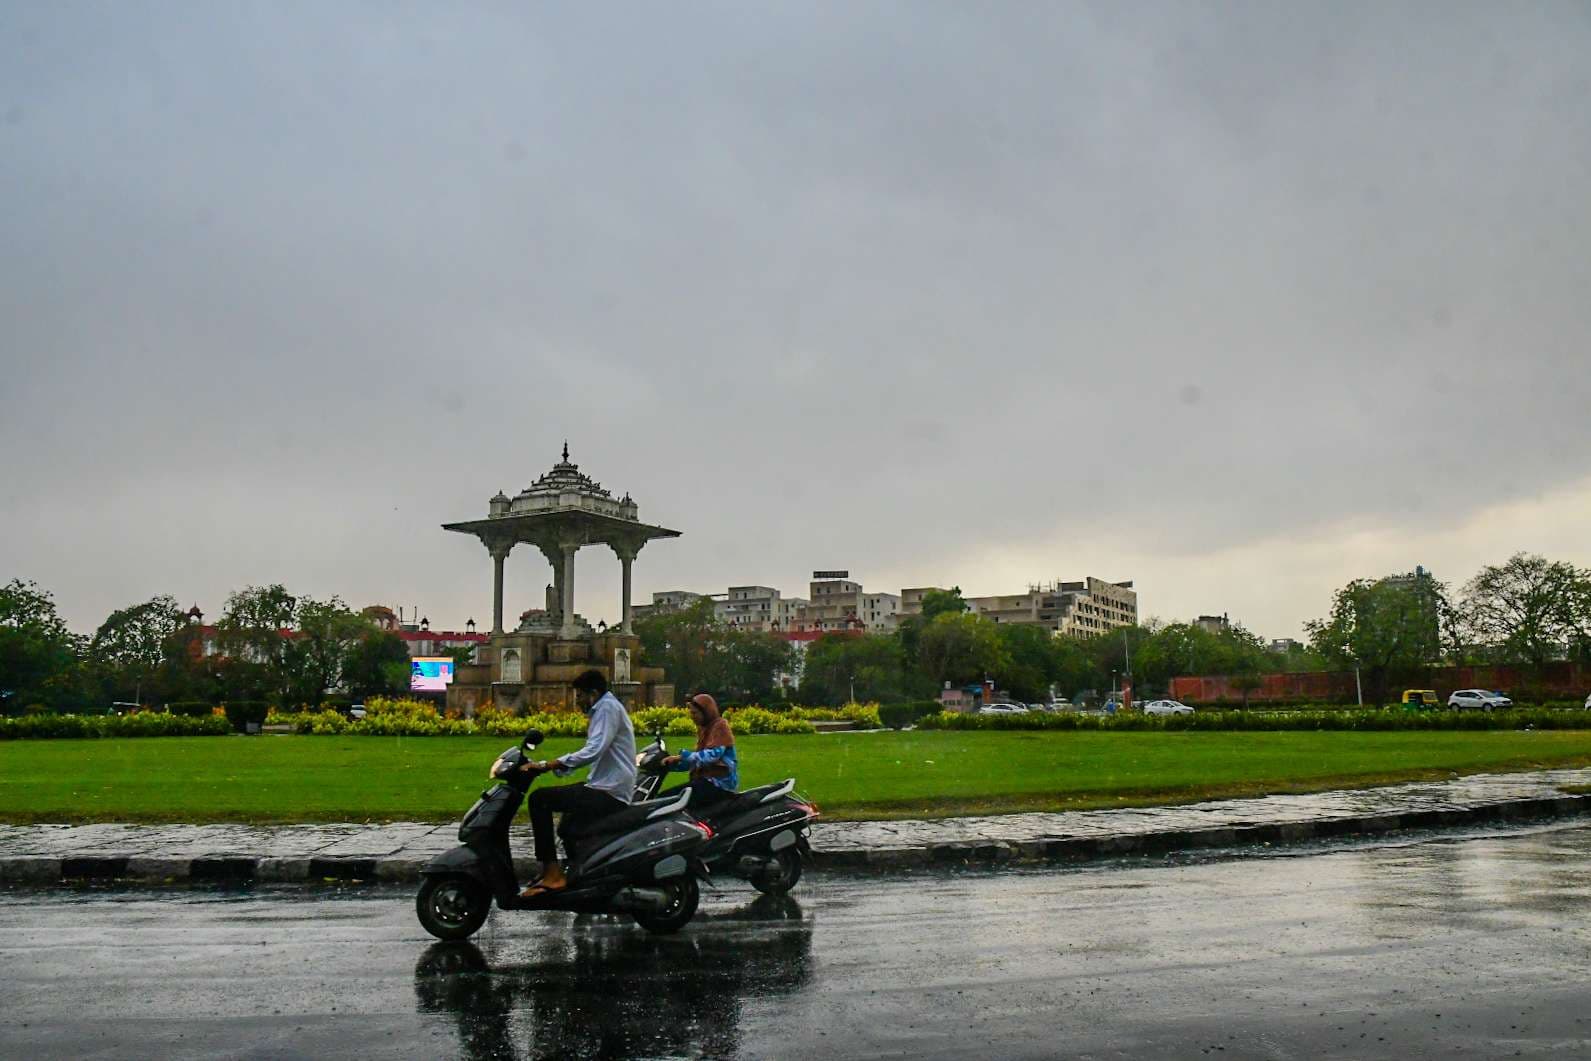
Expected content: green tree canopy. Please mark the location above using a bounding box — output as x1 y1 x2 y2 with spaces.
0 579 82 711
634 599 796 705
917 612 1011 688
1306 573 1452 706
88 595 187 705
799 632 922 705
1459 553 1591 668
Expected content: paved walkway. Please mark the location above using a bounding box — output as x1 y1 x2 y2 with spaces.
4 768 1591 885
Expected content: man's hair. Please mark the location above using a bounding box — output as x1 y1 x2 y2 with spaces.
572 669 608 695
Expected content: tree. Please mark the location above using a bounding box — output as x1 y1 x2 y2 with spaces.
216 585 300 703
1306 574 1452 706
711 630 797 704
917 613 1011 688
799 633 921 705
994 623 1066 702
897 586 969 664
345 629 415 699
1459 553 1591 668
88 595 185 706
635 598 722 704
0 579 83 711
286 597 374 705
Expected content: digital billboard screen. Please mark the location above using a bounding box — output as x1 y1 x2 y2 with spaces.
410 657 455 692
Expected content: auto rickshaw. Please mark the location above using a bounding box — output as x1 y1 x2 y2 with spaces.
1401 689 1441 710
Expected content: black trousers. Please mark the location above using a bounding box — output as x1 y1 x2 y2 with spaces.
659 777 733 812
528 783 626 865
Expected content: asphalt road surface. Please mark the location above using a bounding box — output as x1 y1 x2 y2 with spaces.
5 825 1591 1059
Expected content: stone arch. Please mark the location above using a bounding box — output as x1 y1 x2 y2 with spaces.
501 648 522 684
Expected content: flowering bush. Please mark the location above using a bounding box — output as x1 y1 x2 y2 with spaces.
728 706 817 735
791 703 883 729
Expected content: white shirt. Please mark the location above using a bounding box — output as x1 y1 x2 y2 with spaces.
553 692 636 802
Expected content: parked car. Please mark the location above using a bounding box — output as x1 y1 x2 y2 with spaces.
348 703 367 720
1447 689 1512 711
978 702 1029 716
1143 699 1194 716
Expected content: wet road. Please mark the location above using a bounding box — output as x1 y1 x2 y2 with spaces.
4 826 1591 1059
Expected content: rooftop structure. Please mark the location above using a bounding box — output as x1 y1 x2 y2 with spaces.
442 444 680 640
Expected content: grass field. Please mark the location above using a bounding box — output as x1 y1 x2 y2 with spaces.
5 730 1591 823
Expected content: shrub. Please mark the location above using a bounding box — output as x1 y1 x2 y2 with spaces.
165 701 216 718
726 706 816 734
0 713 231 739
222 701 271 733
914 706 1591 733
632 707 691 735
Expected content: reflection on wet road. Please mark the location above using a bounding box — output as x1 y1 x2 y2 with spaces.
5 825 1591 1059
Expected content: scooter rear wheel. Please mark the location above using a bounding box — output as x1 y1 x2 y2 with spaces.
417 875 491 940
750 848 803 895
632 876 699 935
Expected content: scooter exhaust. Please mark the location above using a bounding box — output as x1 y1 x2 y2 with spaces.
610 886 672 914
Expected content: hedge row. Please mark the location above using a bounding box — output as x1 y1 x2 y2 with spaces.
0 713 234 740
917 707 1591 732
263 700 820 737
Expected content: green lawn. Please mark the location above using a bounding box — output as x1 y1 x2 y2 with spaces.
4 730 1591 823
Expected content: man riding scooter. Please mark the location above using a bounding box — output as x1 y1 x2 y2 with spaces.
520 669 636 898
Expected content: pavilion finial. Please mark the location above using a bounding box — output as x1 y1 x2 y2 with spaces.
562 440 569 463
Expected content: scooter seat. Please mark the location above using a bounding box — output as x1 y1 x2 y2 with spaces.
562 788 692 840
698 779 797 822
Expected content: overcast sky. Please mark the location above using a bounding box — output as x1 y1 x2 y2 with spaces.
4 1 1590 640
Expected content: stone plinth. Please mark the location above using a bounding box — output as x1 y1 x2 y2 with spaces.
447 631 672 715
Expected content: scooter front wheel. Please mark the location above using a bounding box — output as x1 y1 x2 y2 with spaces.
632 876 699 935
417 875 491 940
750 849 803 895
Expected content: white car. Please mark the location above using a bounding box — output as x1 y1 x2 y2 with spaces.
978 702 1029 715
1143 699 1194 716
1447 689 1512 711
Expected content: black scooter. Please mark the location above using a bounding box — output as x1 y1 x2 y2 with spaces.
634 728 817 894
417 728 712 940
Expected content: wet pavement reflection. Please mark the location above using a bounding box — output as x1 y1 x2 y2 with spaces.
5 824 1591 1058
413 895 813 1059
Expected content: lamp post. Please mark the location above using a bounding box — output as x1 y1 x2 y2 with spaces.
849 674 855 705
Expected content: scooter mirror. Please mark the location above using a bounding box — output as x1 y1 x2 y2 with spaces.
521 728 545 749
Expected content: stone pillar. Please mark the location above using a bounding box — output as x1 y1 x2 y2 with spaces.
612 542 642 634
487 541 512 635
559 541 579 640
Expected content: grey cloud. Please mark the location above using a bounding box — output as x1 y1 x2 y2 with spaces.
2 1 1589 633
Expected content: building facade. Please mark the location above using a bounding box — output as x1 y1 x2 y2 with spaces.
901 578 1138 637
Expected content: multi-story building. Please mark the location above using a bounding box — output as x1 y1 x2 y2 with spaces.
900 578 1138 637
629 589 707 623
860 592 901 633
716 586 783 631
794 575 864 632
1195 614 1231 635
775 597 809 630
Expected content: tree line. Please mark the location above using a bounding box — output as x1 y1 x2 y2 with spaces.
4 552 1587 713
0 583 419 713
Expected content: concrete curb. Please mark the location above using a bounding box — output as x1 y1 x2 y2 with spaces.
3 791 1588 887
804 793 1591 871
